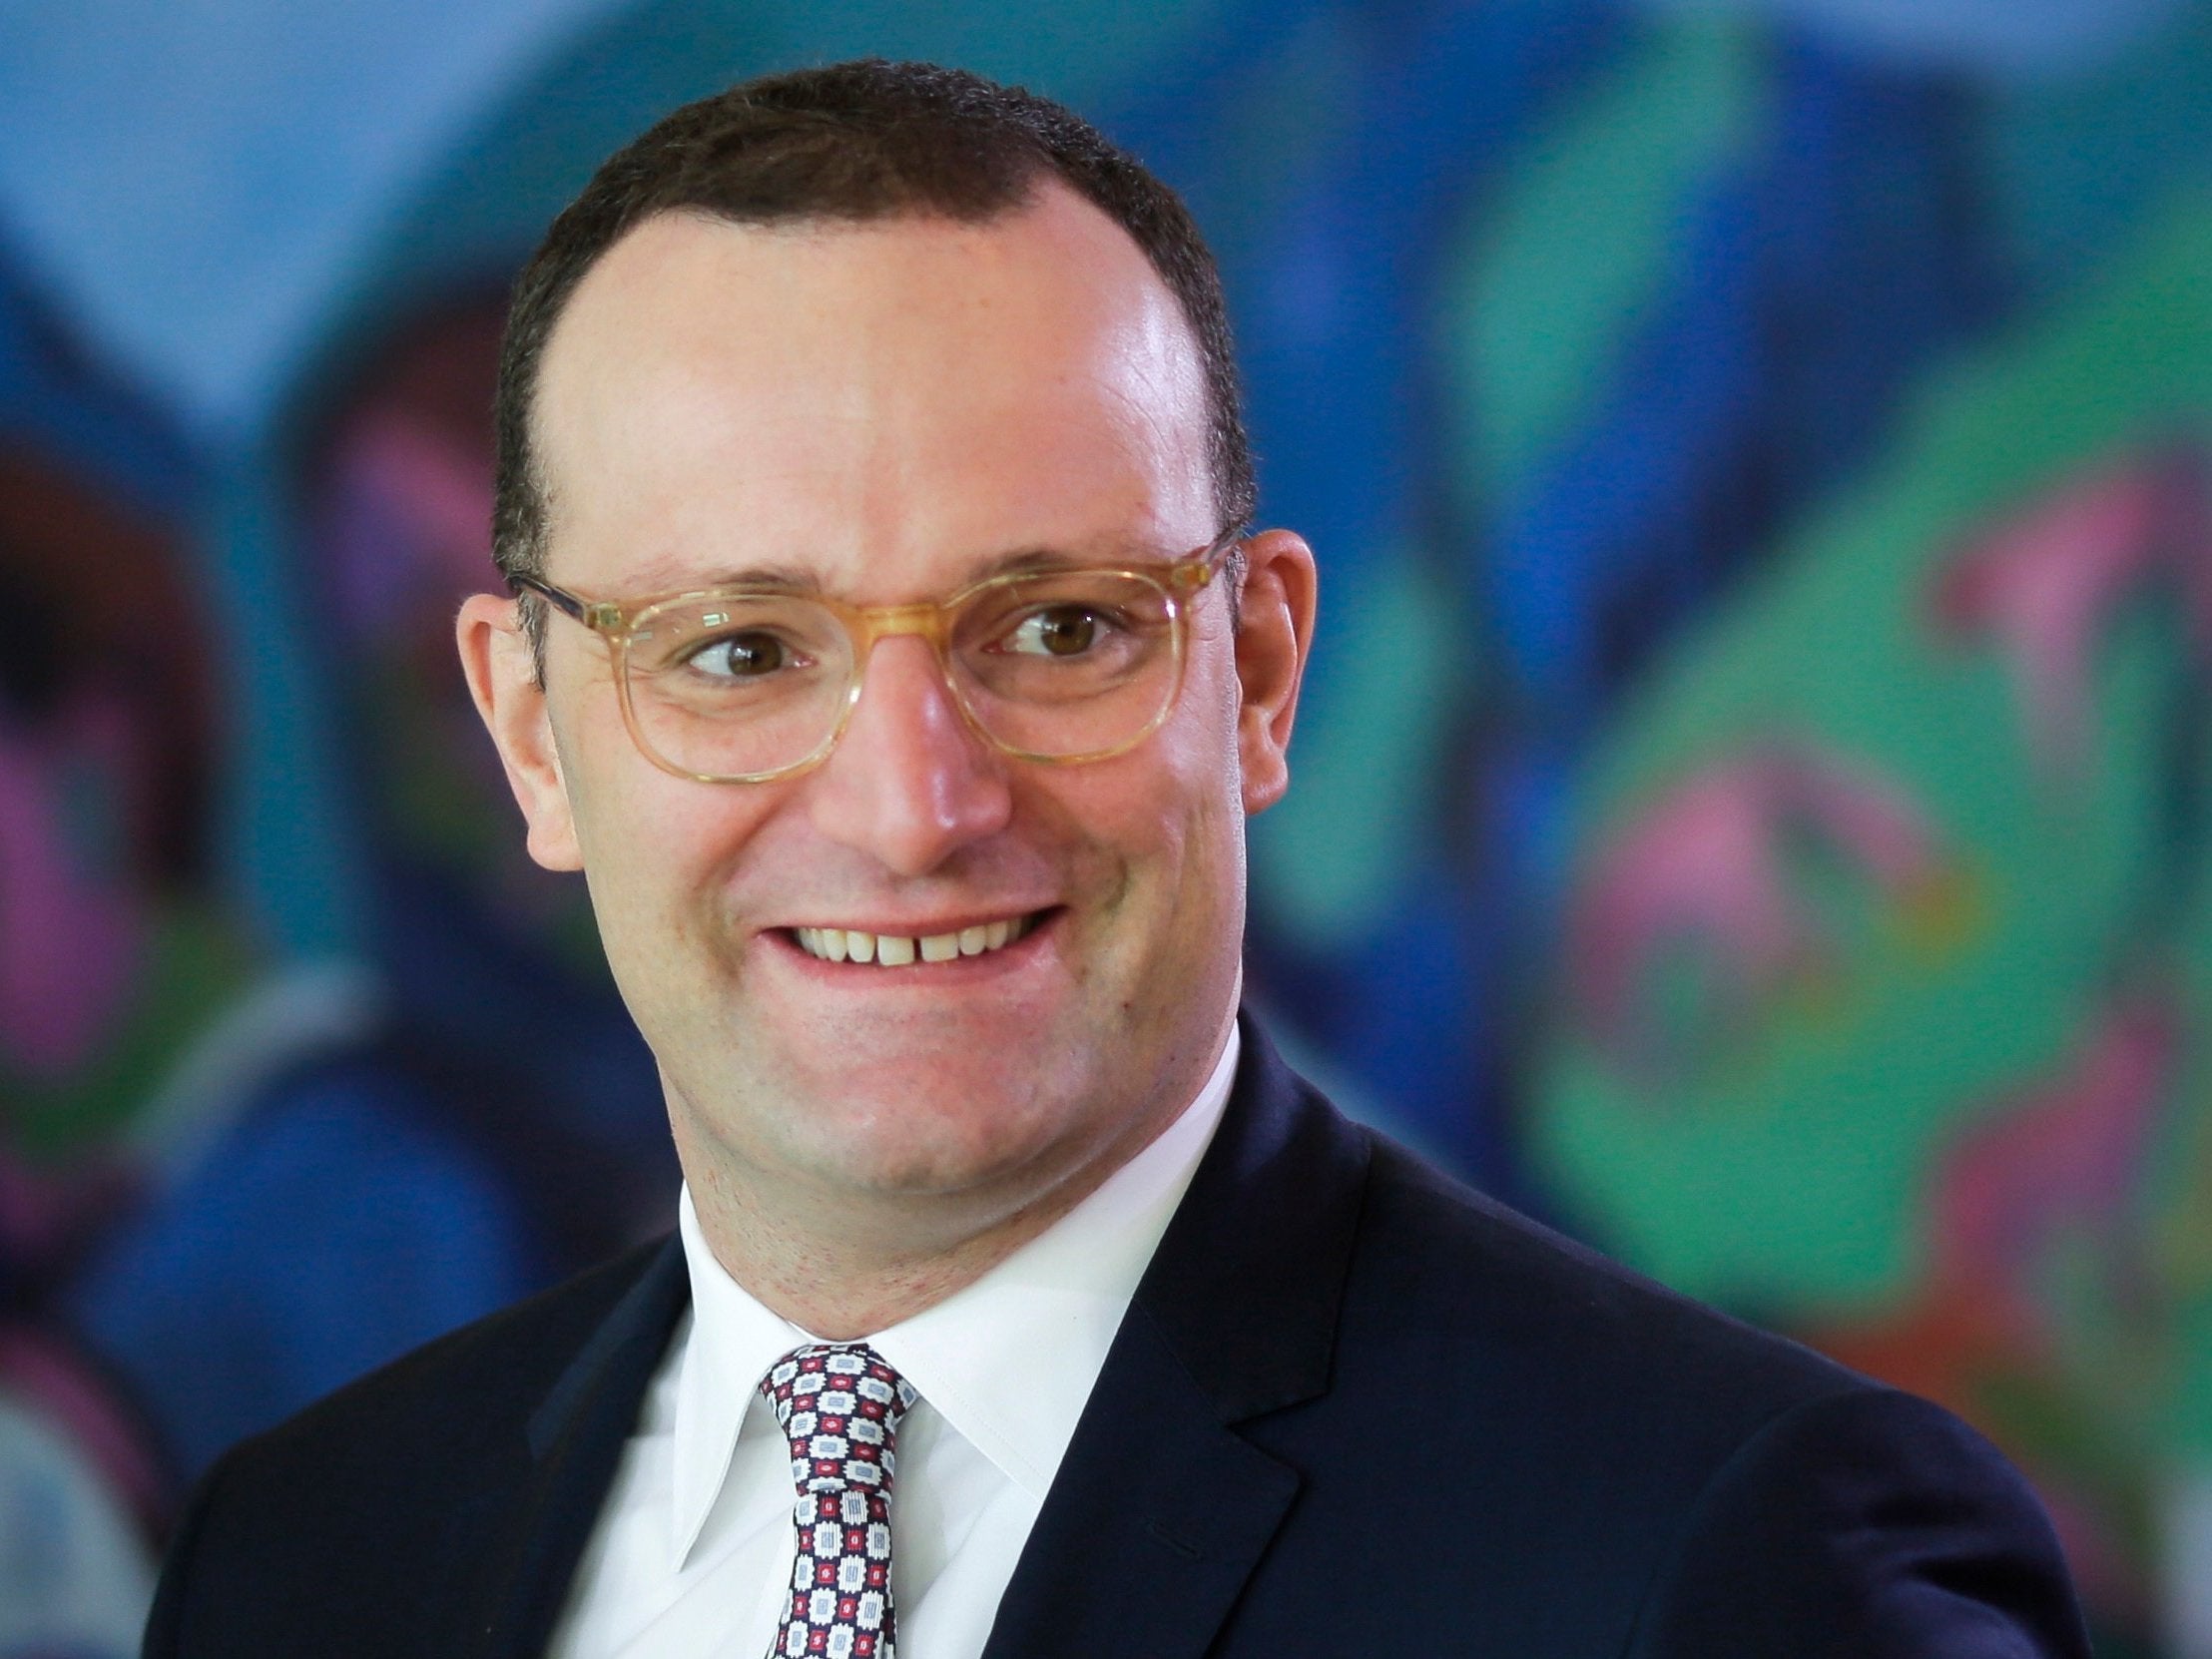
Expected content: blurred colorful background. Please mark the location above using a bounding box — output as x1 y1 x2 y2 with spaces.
4 0 2210 1651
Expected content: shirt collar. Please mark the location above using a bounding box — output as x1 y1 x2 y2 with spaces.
669 1023 1242 1563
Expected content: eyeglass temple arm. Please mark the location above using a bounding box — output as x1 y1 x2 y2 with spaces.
508 571 591 622
1170 523 1249 592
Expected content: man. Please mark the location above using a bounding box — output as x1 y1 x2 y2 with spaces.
145 60 2089 1658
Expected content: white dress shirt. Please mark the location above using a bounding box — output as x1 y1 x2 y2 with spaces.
548 1026 1241 1659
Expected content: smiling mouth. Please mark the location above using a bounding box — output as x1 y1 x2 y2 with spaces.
789 911 1045 967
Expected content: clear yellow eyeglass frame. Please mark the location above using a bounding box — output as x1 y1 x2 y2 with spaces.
510 524 1245 785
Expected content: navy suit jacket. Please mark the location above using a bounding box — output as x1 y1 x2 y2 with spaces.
146 1018 2090 1656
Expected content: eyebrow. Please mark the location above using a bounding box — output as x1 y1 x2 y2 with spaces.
610 537 1181 598
623 562 824 595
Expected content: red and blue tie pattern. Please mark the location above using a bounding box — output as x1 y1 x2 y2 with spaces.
761 1345 918 1659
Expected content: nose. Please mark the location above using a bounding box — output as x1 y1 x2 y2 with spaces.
804 635 1013 876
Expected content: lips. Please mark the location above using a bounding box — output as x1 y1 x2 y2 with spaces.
789 910 1042 966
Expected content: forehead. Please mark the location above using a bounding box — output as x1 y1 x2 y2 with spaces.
530 186 1215 596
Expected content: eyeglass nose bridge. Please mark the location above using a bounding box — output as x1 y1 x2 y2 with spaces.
832 600 1003 766
847 600 955 655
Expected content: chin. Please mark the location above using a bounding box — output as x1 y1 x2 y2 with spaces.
789 1055 1104 1184
784 1012 1067 1097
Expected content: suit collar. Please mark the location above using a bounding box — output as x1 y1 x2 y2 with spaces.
524 1235 691 1459
474 1234 691 1658
1132 1012 1370 1422
980 1012 1372 1659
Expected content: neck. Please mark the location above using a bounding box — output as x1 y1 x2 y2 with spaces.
685 1171 1098 1339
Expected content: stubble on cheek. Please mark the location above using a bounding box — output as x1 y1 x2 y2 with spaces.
579 830 753 1113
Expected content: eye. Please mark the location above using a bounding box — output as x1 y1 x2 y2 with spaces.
1005 605 1113 658
685 630 798 678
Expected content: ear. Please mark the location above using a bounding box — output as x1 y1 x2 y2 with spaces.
1231 529 1318 816
455 593 584 870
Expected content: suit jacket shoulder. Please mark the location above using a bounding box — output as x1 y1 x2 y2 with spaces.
1347 1129 1866 1481
1340 1134 2088 1653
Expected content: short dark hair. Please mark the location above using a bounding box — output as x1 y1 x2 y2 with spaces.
493 58 1254 639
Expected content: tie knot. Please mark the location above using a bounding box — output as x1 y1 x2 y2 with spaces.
761 1344 917 1496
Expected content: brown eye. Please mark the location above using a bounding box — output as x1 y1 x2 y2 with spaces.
1008 607 1105 657
690 632 790 678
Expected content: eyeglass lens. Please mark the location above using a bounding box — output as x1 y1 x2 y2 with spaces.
619 570 1183 779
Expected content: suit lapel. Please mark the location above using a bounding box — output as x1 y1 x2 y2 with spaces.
981 1016 1372 1659
467 1236 692 1658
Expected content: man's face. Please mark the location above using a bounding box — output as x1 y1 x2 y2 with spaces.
466 186 1312 1245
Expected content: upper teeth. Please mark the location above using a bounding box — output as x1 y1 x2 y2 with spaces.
796 916 1030 965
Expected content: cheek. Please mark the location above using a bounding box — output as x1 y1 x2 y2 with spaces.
559 723 778 951
1147 661 1251 937
1049 697 1245 938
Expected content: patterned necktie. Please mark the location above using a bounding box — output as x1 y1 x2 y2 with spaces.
760 1344 919 1659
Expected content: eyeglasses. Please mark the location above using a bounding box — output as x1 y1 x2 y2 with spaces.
511 525 1244 784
